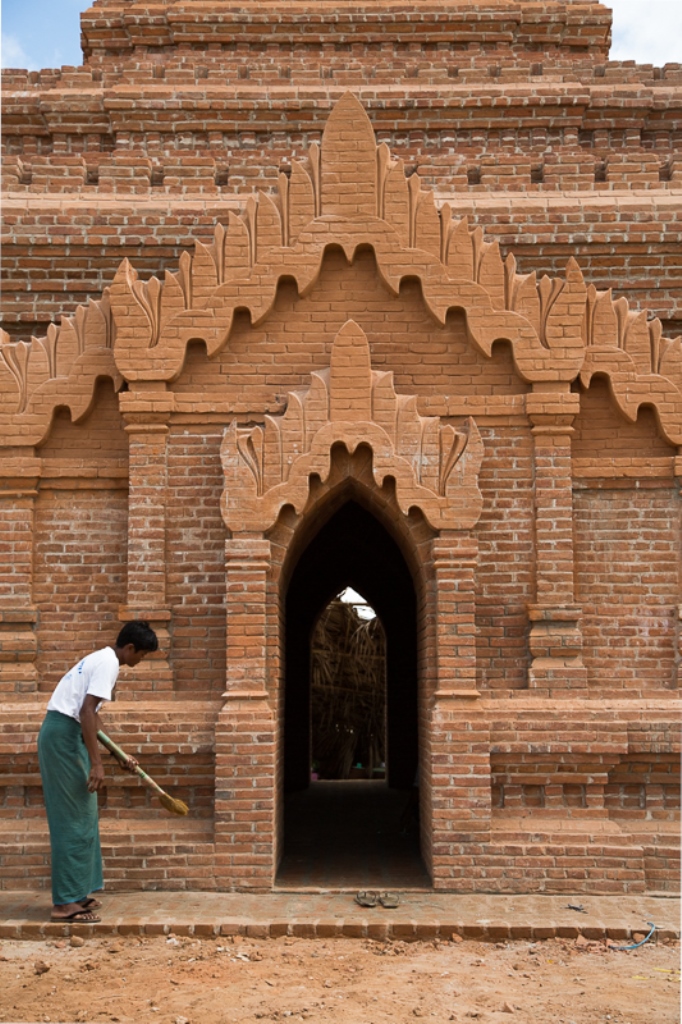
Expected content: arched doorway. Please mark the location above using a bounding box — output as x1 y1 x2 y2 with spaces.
218 319 485 890
276 499 429 888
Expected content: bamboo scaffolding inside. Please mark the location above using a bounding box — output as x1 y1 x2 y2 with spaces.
311 597 386 780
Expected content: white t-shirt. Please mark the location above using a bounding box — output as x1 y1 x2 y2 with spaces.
47 647 120 722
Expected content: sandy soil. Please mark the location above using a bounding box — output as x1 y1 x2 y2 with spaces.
0 932 678 1024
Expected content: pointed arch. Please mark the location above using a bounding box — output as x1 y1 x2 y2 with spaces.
283 496 420 793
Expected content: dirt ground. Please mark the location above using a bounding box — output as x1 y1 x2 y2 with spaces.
0 932 679 1024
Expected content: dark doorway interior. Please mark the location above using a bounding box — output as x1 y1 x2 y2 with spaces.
275 780 429 889
284 500 418 791
278 499 425 888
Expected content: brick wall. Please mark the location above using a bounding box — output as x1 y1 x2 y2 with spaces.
2 3 682 343
0 3 679 896
32 489 128 689
574 488 680 693
0 703 218 892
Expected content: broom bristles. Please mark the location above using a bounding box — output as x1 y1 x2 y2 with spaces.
159 792 189 815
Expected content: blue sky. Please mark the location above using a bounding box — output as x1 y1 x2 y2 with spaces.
1 0 681 70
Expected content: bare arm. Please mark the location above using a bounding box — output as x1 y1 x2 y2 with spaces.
80 694 106 793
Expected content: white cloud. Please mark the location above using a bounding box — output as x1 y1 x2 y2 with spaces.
608 0 682 65
1 0 83 70
1 32 38 70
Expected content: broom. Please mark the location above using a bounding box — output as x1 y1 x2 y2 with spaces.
97 729 189 816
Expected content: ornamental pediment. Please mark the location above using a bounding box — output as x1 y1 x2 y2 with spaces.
220 320 484 533
1 93 682 446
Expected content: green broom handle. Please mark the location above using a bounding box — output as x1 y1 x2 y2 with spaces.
97 729 168 799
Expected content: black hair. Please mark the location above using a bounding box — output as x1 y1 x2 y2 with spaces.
115 620 159 653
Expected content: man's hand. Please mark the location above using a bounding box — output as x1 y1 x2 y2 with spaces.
87 762 106 793
122 755 139 774
80 695 106 793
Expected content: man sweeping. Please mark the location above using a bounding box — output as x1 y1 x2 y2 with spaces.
37 620 158 923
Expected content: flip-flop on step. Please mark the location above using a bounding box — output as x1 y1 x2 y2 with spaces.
354 890 379 907
50 909 101 923
379 892 400 908
80 897 102 910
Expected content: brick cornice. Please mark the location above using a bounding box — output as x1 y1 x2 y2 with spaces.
6 82 682 139
3 93 682 452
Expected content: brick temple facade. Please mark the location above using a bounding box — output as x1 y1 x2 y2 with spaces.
0 0 680 894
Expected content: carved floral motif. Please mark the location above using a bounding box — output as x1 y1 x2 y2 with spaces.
0 291 121 445
580 285 682 441
2 93 682 445
220 321 484 533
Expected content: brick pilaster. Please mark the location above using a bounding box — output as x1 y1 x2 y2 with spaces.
223 537 271 697
675 451 682 689
0 455 40 693
428 698 492 890
526 388 586 690
426 531 490 888
431 531 479 696
119 391 173 690
215 536 277 889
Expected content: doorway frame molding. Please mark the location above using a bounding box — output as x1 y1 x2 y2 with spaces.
215 319 488 889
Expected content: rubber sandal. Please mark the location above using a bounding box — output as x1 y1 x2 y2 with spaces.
379 892 400 908
355 890 379 907
80 897 102 910
50 909 101 923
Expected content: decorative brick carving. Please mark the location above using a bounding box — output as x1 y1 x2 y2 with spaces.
4 94 682 452
105 94 682 447
0 291 122 446
221 319 484 534
109 95 593 390
581 285 682 444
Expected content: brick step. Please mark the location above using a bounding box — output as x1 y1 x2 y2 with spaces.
0 817 216 892
484 817 680 893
